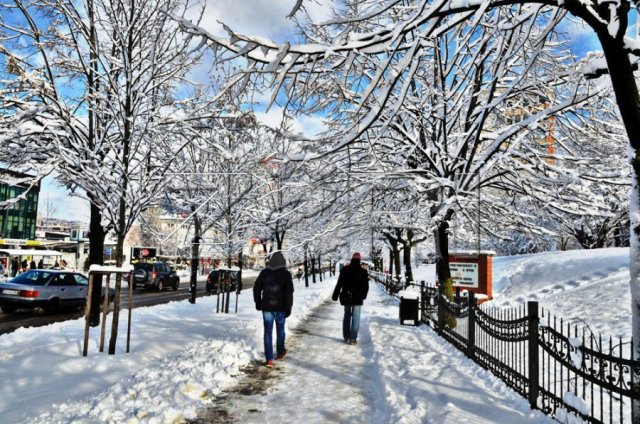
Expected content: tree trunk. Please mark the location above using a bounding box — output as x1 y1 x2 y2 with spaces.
393 243 401 281
88 202 105 327
434 219 451 283
630 149 640 422
108 233 124 355
403 241 413 284
596 32 640 421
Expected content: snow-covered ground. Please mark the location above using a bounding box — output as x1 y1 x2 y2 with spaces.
413 247 630 339
0 248 632 423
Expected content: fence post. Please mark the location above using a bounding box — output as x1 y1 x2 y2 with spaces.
528 301 539 410
420 281 425 323
437 284 444 335
467 291 475 359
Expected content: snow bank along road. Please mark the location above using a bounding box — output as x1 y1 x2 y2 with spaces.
193 284 554 424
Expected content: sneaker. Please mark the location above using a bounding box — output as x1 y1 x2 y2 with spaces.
277 349 287 360
349 339 357 345
265 359 274 368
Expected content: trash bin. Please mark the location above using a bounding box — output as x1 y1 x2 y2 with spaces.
398 290 420 326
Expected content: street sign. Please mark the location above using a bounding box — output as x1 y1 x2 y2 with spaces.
450 262 479 288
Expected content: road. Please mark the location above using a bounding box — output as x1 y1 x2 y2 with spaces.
0 274 257 336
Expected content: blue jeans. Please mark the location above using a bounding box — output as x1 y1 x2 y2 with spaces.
343 305 362 341
263 311 286 361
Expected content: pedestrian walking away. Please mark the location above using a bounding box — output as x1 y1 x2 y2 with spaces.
253 251 294 368
332 252 369 345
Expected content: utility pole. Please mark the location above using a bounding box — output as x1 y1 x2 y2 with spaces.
190 206 201 304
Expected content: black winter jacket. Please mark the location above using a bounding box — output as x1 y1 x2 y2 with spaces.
332 259 369 306
253 268 294 312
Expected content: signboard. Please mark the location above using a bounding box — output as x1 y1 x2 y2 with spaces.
450 262 479 288
131 246 157 261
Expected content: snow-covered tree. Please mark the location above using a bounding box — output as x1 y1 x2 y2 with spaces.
0 0 212 353
178 1 640 406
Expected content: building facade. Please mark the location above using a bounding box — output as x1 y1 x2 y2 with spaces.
0 169 39 240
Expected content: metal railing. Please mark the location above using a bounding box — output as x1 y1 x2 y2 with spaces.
369 272 640 424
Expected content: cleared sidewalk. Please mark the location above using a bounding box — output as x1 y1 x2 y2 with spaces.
195 284 553 423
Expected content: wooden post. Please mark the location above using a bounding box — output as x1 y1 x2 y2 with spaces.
304 249 309 287
126 273 133 353
528 301 540 410
437 284 444 335
82 273 95 357
216 272 221 313
99 274 111 352
225 278 231 313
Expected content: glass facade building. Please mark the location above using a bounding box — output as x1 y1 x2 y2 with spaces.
0 170 39 240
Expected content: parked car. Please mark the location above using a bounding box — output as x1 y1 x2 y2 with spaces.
0 270 114 314
132 262 179 291
206 268 240 293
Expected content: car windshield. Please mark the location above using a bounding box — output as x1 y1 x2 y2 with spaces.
10 270 52 286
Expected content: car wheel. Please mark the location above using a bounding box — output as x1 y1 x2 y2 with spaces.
45 298 61 314
172 280 179 291
1 305 17 313
157 280 164 291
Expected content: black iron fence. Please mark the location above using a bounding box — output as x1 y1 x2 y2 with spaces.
369 271 640 424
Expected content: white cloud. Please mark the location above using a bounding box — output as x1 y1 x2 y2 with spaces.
199 0 334 41
39 177 90 223
253 106 327 138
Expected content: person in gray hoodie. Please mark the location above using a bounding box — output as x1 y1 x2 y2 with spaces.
253 251 294 367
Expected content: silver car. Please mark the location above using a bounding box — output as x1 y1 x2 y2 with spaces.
0 270 107 313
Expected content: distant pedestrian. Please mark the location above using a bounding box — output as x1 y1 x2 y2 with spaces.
21 259 28 272
11 258 19 277
30 259 37 270
37 258 44 269
253 251 294 368
332 252 369 345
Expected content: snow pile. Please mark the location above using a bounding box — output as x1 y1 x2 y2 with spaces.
0 248 633 423
0 276 334 423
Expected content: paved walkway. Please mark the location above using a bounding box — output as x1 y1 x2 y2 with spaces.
193 284 553 424
195 299 375 423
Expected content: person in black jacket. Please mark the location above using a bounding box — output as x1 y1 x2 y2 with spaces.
332 252 369 344
253 251 294 367
11 258 19 277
